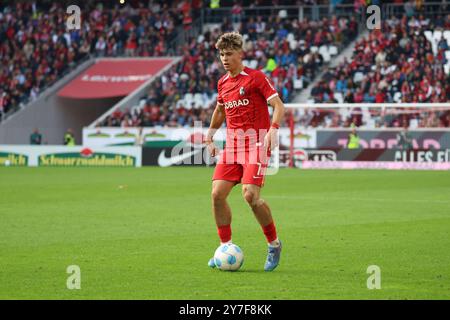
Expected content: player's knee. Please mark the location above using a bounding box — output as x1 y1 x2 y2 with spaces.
211 189 227 203
243 190 259 207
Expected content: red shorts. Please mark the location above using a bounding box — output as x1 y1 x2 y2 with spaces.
212 147 270 187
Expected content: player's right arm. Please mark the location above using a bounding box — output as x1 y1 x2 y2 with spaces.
206 102 225 157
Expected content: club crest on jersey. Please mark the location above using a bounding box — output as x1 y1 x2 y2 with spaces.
239 87 245 96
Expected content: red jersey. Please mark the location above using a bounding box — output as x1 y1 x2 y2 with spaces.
217 66 279 152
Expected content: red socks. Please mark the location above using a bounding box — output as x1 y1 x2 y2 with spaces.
262 222 277 243
218 222 277 244
217 224 232 243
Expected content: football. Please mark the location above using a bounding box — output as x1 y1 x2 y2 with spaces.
213 243 244 271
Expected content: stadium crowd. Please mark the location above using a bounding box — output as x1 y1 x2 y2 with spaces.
1 0 359 125
0 0 192 120
306 14 450 128
98 13 357 128
1 0 448 129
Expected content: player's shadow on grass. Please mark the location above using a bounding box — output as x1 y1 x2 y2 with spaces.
209 269 263 273
241 269 289 273
236 267 295 274
240 269 266 273
212 269 272 273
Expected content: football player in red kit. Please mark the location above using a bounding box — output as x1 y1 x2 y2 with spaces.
206 32 285 271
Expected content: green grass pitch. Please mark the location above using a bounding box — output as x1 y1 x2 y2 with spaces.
0 167 449 299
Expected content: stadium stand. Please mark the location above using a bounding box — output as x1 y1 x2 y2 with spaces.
96 13 357 128
0 0 189 121
1 1 449 130
305 14 450 128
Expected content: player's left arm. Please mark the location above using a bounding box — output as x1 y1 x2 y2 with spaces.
265 95 285 151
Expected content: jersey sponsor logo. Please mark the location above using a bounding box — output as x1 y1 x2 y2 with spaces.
224 99 250 109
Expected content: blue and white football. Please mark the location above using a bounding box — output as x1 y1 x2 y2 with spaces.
213 243 244 271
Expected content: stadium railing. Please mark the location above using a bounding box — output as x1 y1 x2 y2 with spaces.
201 4 361 24
383 2 450 18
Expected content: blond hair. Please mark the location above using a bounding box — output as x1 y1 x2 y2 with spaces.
215 32 243 51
